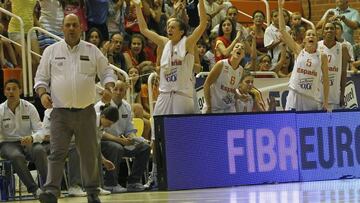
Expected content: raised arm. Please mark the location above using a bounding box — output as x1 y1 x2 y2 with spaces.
278 0 301 56
320 53 329 111
186 0 207 52
134 0 167 47
216 31 242 58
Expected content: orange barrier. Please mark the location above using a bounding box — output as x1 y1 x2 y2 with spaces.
231 0 303 25
3 68 22 86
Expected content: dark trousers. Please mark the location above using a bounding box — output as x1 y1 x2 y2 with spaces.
0 142 48 193
101 140 150 186
43 105 100 197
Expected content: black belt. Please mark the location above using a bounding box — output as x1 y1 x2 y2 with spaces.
58 107 84 112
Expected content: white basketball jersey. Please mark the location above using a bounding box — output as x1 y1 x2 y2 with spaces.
288 49 322 101
210 59 244 111
159 36 194 97
318 41 342 105
236 94 254 112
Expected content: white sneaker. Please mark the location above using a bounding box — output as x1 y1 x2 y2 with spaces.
104 184 127 193
33 188 43 199
144 173 158 189
98 187 111 196
68 185 87 197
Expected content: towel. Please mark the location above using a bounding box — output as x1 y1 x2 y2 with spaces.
160 36 187 66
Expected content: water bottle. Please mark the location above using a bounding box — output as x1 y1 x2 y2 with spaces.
0 164 8 201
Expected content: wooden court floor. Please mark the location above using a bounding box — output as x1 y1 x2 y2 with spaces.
7 179 360 202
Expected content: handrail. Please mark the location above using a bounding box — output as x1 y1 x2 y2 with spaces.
148 72 158 116
250 71 279 78
0 7 27 96
287 10 315 30
260 0 271 26
258 82 288 92
109 64 130 102
196 72 209 78
27 27 62 97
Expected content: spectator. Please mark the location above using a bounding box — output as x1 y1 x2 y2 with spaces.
124 34 153 71
212 6 248 41
291 24 306 47
258 54 272 71
204 32 217 71
128 67 142 104
103 32 127 74
275 44 294 78
316 0 360 45
37 0 64 51
196 40 210 72
107 0 126 37
248 10 267 55
95 80 150 193
7 0 41 68
87 0 110 40
264 8 291 68
0 79 48 198
140 65 159 116
86 27 105 49
290 11 302 29
215 17 242 61
0 23 17 68
60 0 87 32
203 0 224 30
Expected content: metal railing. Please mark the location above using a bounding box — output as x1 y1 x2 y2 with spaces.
250 71 279 78
0 7 27 96
147 72 158 116
27 27 62 97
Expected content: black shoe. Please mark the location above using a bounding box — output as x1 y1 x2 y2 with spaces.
87 193 101 203
39 191 57 203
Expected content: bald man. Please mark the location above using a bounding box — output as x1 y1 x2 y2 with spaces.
34 14 117 203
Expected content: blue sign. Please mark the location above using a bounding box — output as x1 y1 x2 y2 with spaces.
155 110 360 190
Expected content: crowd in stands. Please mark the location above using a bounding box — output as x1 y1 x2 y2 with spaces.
0 0 359 201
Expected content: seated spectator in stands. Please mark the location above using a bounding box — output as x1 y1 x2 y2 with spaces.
291 24 306 47
203 0 224 30
148 0 168 36
86 27 105 49
353 38 360 71
212 6 248 42
0 79 48 198
204 32 217 71
248 10 267 55
215 17 243 61
290 11 302 29
275 44 294 78
258 54 272 71
108 0 126 37
103 32 127 74
316 0 360 45
86 0 109 40
95 80 150 193
0 23 17 68
264 9 291 68
203 43 245 113
124 34 153 71
60 0 87 32
37 0 64 51
196 40 210 72
7 0 41 69
128 67 141 104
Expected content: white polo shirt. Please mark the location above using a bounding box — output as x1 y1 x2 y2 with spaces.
0 99 43 143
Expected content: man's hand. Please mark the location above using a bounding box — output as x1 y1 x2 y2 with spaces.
102 158 115 171
40 93 53 109
118 135 134 146
20 136 33 146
